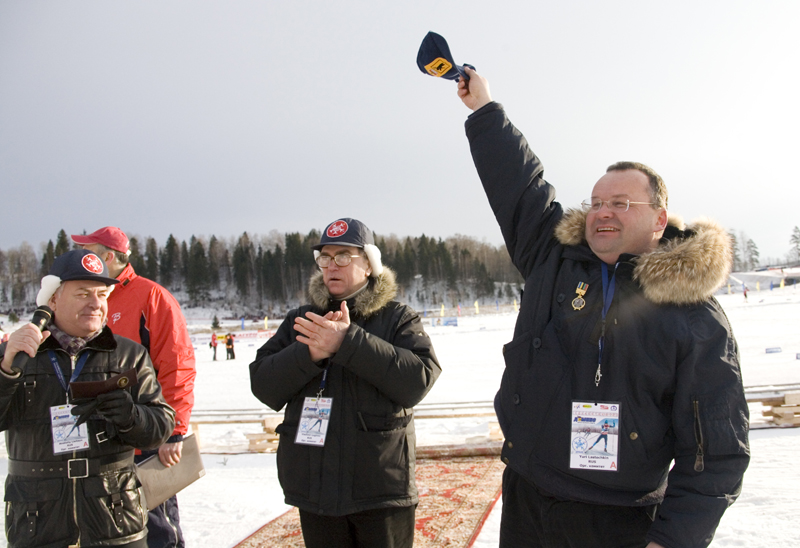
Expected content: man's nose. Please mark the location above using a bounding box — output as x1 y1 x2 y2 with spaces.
596 203 615 217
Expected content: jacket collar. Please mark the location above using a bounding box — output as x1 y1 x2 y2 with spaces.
554 208 732 305
115 263 138 288
308 267 398 318
40 325 118 354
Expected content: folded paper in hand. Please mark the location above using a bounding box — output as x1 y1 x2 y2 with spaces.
136 434 205 509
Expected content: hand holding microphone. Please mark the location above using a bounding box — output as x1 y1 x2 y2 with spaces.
1 306 53 376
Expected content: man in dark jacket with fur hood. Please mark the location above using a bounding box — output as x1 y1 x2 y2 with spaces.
454 69 749 548
250 218 441 548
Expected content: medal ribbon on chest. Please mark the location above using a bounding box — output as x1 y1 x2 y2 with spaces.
572 282 589 310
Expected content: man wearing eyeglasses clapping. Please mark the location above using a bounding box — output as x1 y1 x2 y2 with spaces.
249 217 441 548
451 67 749 548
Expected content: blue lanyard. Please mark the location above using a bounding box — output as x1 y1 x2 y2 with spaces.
596 262 617 387
48 350 91 393
316 366 330 399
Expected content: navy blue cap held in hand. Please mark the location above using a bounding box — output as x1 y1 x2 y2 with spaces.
417 31 475 82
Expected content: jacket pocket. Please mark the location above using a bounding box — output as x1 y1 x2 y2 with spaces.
352 415 410 500
612 396 673 489
496 332 532 431
693 393 749 460
79 468 146 542
4 477 68 547
275 422 311 499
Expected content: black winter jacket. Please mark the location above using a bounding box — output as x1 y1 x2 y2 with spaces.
250 268 441 516
0 326 175 548
466 102 749 548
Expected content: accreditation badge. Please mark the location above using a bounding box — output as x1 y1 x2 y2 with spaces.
569 401 620 471
50 404 90 455
295 397 333 447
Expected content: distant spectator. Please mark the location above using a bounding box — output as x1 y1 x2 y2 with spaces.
225 333 235 360
210 332 218 361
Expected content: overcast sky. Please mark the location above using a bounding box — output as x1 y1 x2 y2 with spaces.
1 1 798 261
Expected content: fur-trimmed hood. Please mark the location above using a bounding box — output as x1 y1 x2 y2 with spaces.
554 208 732 305
308 267 398 318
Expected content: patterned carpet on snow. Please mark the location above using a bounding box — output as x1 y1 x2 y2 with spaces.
234 455 504 548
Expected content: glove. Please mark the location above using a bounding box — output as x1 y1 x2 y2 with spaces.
72 389 138 431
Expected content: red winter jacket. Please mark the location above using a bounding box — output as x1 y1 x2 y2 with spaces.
107 264 196 438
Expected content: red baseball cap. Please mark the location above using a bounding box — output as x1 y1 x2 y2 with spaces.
71 226 130 254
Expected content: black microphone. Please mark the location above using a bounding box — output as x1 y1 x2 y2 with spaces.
9 305 53 375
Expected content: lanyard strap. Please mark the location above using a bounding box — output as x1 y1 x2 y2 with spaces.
316 366 330 399
596 262 617 387
47 350 91 393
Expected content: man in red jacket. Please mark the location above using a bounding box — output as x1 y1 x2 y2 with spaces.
73 226 196 548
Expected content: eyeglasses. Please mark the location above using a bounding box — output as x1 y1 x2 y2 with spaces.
581 199 655 213
315 253 362 268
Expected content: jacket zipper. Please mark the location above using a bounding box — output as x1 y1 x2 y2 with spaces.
692 399 705 472
68 354 81 547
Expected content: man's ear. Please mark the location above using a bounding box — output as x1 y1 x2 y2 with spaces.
655 208 668 232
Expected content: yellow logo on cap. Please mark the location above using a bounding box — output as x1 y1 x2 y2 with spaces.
424 57 453 77
117 377 129 388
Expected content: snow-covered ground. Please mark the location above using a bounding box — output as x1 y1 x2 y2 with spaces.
1 285 799 547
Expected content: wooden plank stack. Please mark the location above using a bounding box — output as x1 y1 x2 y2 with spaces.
245 417 282 452
762 391 800 426
488 420 504 441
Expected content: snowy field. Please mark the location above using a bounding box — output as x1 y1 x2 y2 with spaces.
1 285 799 547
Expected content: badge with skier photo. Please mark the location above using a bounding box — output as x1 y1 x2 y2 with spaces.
295 397 333 447
569 401 620 472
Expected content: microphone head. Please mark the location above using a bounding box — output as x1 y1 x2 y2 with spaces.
30 306 53 331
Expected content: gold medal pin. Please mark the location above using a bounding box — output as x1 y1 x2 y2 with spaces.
572 282 589 310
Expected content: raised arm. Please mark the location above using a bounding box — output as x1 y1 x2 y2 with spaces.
458 70 562 277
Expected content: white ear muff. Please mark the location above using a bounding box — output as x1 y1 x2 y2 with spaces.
363 244 383 277
37 275 62 307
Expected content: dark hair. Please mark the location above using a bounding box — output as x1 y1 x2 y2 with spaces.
606 161 668 209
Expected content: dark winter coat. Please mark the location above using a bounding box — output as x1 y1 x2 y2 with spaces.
466 102 749 548
0 325 174 548
249 267 441 516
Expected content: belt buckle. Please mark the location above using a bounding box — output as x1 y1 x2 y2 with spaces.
67 458 89 479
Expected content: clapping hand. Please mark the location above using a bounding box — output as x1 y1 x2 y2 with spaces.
294 301 351 362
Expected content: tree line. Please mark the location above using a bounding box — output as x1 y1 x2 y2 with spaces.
728 227 800 272
4 226 798 318
0 229 524 317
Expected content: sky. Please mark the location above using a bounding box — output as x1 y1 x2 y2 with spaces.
1 1 798 261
